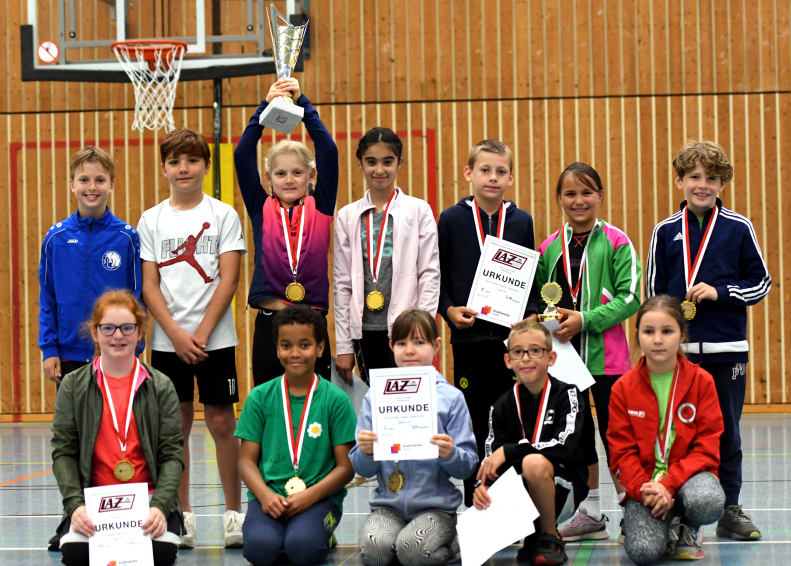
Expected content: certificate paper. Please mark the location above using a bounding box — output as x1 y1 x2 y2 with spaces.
466 236 539 328
540 320 596 391
85 482 153 566
370 366 439 461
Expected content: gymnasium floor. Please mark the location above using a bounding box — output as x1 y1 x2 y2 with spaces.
1 377 789 566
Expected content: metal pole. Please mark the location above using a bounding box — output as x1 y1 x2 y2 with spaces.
212 0 222 200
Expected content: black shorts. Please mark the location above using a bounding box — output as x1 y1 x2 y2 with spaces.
151 346 239 405
550 461 590 523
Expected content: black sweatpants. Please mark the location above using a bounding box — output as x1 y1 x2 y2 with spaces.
580 374 621 467
352 330 397 386
452 340 515 507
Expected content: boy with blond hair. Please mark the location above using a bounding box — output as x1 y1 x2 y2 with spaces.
138 128 247 548
39 146 141 385
474 321 587 565
646 140 771 540
437 139 540 506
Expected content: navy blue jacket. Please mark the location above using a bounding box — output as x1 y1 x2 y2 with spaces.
438 196 540 343
233 94 339 308
38 208 142 362
646 199 771 363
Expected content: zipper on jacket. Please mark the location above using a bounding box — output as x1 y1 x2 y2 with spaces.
487 213 494 339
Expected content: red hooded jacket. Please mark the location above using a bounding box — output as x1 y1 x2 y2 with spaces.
608 355 723 502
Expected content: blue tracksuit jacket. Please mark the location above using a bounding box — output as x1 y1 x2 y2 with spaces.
38 208 142 362
646 199 771 363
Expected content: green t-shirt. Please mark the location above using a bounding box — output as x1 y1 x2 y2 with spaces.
234 376 357 512
650 370 676 476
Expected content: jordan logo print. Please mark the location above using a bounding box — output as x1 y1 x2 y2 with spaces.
159 222 214 284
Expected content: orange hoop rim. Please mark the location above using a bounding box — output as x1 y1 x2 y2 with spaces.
111 40 188 62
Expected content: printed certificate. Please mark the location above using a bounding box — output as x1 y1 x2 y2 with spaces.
84 482 153 566
466 236 539 328
370 366 439 461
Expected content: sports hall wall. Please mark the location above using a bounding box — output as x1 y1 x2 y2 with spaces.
1 0 790 418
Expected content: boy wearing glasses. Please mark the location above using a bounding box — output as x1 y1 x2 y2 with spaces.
473 321 587 566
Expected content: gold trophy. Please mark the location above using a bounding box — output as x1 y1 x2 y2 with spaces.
538 282 567 323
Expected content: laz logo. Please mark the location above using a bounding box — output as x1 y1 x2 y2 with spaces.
383 378 421 394
99 494 135 512
492 249 527 270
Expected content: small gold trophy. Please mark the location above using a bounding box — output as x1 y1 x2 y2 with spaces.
539 282 567 323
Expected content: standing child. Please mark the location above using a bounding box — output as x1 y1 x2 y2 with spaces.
350 310 478 566
608 295 725 563
39 146 142 385
234 77 338 386
474 321 588 566
646 140 770 540
535 163 641 541
138 129 248 548
334 127 440 385
437 139 540 506
235 306 356 566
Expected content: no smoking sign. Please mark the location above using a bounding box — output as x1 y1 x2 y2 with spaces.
37 41 59 63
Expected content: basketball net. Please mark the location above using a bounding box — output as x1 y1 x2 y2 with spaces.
112 41 187 132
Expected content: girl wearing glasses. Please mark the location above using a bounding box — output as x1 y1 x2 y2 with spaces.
51 290 184 566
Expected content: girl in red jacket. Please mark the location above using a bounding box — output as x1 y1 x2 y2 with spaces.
608 295 725 564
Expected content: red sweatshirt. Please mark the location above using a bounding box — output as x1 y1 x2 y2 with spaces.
608 355 723 502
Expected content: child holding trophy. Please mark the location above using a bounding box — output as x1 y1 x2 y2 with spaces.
334 128 440 385
234 77 339 386
535 163 641 541
235 306 357 566
350 309 477 566
646 141 770 541
608 295 725 562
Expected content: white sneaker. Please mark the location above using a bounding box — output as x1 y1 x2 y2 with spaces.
180 511 196 549
223 510 245 548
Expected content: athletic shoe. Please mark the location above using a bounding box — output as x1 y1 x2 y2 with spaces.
558 508 610 541
180 511 196 549
516 531 539 562
716 505 762 541
223 510 245 548
663 516 681 556
617 518 626 544
530 534 568 566
674 524 704 560
47 532 61 552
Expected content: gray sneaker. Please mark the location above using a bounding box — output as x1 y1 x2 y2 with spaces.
674 524 704 560
558 508 610 541
663 516 681 556
716 505 761 541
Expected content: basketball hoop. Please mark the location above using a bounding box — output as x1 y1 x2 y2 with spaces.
111 40 188 132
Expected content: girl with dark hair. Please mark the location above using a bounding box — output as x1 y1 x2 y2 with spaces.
333 127 440 385
608 295 725 563
535 162 642 541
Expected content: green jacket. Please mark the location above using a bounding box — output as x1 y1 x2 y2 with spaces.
536 220 641 376
51 361 184 524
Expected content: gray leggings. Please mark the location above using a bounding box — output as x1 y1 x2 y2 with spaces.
623 472 725 565
358 508 457 566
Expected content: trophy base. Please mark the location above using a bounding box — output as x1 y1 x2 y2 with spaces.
259 97 305 133
538 312 567 323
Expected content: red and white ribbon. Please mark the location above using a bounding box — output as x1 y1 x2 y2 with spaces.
514 379 552 444
281 374 318 475
366 189 398 286
279 203 306 279
471 198 505 251
681 205 718 292
100 358 140 455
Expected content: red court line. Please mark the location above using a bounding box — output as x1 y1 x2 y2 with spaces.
8 130 438 416
0 468 52 487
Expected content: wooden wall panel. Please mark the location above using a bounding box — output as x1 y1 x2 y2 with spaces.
2 0 791 416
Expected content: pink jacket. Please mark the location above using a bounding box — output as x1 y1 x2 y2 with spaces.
333 188 440 355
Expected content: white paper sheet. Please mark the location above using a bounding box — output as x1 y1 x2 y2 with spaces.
540 320 596 391
457 467 540 566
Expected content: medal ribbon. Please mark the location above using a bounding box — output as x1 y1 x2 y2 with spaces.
367 189 398 286
654 364 681 469
471 198 505 251
681 205 718 292
279 203 306 279
513 379 552 444
281 374 318 474
561 224 592 308
99 358 140 455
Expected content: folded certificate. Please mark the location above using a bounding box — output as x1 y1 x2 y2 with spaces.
370 366 439 461
85 482 153 566
541 320 596 391
467 236 540 328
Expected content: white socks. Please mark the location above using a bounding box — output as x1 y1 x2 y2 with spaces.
584 489 602 520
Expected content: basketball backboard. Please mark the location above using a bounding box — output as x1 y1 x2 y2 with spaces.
21 0 309 82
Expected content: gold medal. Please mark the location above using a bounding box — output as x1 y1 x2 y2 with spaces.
113 459 135 482
652 471 667 482
387 470 403 492
366 289 386 311
285 476 307 495
539 282 567 322
285 281 306 302
680 300 696 320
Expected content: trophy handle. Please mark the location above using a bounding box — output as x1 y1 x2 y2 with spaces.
267 4 310 79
